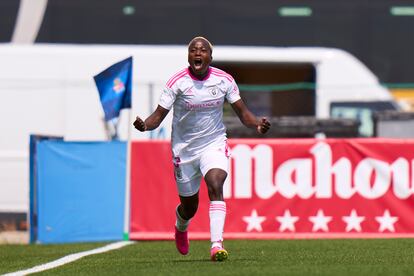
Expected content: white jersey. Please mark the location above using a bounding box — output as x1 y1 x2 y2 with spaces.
159 66 241 162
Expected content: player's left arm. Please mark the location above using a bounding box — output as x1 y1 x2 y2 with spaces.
230 99 271 134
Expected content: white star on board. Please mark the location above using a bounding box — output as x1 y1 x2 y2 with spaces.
276 210 299 232
375 209 399 232
309 209 332 232
242 209 266 232
342 209 365 232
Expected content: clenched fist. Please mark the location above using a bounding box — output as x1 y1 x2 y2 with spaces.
257 117 271 134
133 116 147 132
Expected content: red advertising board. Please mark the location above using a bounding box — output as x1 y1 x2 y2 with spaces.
130 139 414 240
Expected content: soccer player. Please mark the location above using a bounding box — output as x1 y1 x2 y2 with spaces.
133 36 270 261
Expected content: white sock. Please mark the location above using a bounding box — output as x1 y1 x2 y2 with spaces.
209 201 226 247
175 205 190 232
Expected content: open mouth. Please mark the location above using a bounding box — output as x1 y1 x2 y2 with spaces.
194 59 203 68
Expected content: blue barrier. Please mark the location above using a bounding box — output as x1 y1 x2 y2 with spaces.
29 135 63 243
32 140 126 243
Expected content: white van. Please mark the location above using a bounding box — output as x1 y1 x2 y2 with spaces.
0 44 399 213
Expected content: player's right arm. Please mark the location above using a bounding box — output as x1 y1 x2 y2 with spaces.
133 105 169 132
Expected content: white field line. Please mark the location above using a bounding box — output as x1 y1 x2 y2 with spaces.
2 241 135 276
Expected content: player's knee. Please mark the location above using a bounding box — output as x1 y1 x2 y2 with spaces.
205 169 227 200
207 181 224 200
181 203 198 219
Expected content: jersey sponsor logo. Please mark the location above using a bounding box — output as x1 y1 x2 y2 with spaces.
185 100 222 110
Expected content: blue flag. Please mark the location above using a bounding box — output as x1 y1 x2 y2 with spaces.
94 57 132 121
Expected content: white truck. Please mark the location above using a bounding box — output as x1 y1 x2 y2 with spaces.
0 44 398 213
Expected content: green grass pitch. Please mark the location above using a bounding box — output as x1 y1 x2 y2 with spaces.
2 239 414 275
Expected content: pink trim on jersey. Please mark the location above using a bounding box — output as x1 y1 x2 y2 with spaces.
187 67 212 81
166 69 188 88
210 68 234 82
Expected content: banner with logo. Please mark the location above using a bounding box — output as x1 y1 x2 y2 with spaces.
93 57 132 121
130 139 414 239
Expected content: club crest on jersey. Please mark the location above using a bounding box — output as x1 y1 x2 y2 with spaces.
209 87 219 97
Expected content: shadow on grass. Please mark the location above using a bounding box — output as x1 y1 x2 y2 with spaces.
172 259 212 263
170 257 253 263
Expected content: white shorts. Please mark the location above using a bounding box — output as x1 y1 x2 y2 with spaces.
173 145 230 197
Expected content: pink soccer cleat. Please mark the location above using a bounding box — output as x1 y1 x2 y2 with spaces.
210 246 228 261
174 226 189 255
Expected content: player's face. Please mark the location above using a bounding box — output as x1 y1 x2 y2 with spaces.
188 40 212 77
